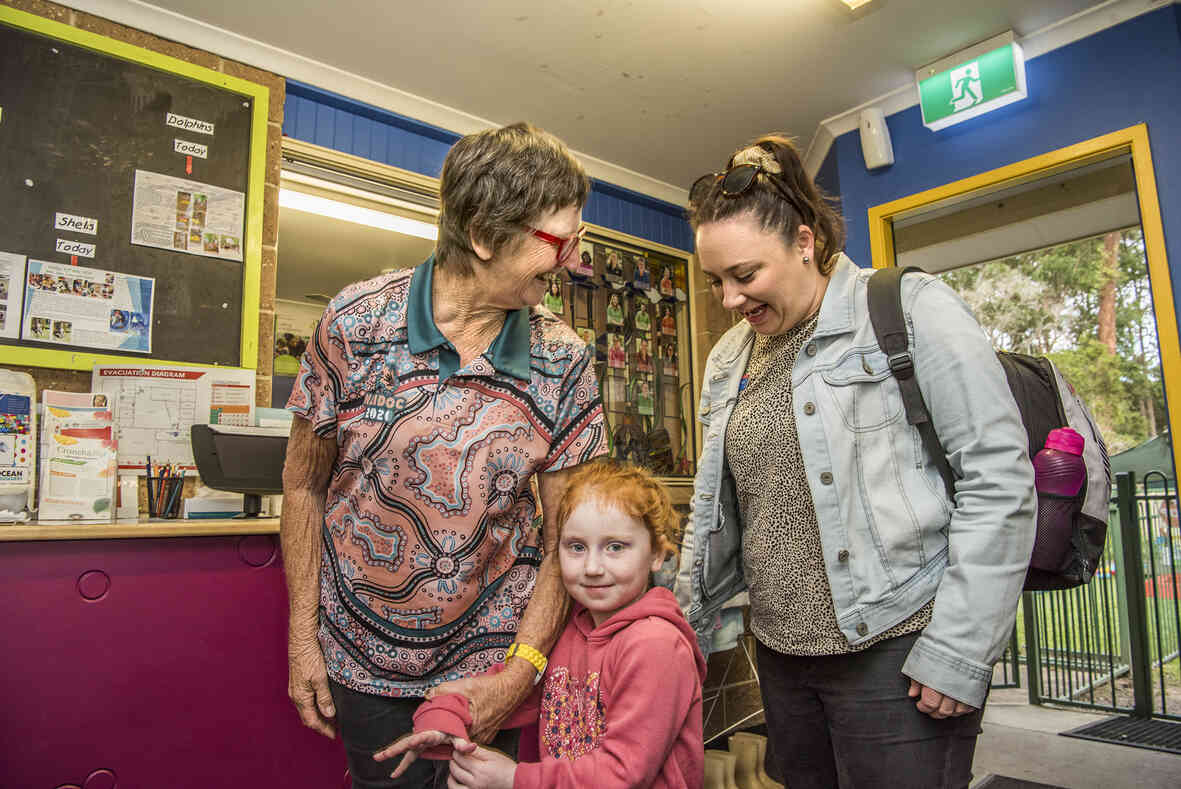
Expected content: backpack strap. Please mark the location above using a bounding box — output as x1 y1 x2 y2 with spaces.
867 266 958 500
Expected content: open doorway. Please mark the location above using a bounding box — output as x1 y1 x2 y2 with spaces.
889 146 1167 458
869 126 1181 721
935 227 1165 454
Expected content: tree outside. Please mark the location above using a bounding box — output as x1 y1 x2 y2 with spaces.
939 227 1167 453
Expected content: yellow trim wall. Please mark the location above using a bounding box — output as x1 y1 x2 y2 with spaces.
867 124 1180 484
0 4 271 375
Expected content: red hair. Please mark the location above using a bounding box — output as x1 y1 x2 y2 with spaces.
555 460 681 556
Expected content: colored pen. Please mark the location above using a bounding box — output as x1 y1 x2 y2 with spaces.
145 456 154 517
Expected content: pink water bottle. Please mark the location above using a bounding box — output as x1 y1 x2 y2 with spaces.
1030 427 1087 571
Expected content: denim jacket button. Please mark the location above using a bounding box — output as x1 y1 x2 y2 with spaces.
820 471 834 485
803 402 816 416
805 342 818 357
837 549 849 562
856 622 868 636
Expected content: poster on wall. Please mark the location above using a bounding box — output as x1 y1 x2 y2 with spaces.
0 251 28 340
543 274 564 314
661 338 678 376
574 240 595 278
607 333 627 369
636 377 655 416
92 364 256 471
631 253 651 290
130 170 245 261
22 260 155 353
632 297 651 332
274 313 316 377
634 336 654 374
599 245 625 286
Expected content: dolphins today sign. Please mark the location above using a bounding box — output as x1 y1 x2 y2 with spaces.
917 37 1028 131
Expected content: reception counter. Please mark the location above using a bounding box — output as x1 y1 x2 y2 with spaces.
1 515 346 789
0 516 280 542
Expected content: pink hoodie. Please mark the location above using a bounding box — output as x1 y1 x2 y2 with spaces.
413 586 706 789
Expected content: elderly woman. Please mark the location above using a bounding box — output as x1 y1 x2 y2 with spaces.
676 135 1035 788
282 122 607 788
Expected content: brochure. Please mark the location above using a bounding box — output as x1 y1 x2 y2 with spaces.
38 391 117 521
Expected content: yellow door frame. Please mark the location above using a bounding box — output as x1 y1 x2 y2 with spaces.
866 123 1180 481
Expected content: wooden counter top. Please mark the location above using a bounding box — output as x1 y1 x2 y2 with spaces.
0 516 280 542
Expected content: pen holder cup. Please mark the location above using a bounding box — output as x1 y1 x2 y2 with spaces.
147 474 185 519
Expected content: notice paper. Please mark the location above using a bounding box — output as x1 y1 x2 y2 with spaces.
0 251 28 340
39 391 118 521
131 170 244 261
22 260 155 353
92 364 256 471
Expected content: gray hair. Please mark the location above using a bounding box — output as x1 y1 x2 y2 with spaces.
436 122 590 275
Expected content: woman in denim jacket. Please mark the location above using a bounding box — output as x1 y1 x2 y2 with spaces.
675 135 1035 788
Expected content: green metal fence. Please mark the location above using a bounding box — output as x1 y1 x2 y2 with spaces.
1017 472 1180 720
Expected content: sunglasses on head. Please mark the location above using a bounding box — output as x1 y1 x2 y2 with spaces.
690 162 808 221
526 224 585 266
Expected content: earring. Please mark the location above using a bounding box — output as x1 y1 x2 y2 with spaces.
803 256 810 264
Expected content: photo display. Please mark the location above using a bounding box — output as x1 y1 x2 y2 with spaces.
547 234 693 476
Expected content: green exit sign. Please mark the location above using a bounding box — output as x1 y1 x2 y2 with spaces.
917 41 1028 131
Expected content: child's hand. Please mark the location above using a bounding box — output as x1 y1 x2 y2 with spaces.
372 729 451 779
447 738 518 789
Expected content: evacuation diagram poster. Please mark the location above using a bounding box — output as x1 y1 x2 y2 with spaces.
92 365 256 471
130 170 245 261
22 260 155 353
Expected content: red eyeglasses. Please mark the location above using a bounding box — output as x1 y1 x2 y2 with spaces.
527 224 585 265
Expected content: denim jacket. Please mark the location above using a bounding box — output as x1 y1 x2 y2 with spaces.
675 254 1035 708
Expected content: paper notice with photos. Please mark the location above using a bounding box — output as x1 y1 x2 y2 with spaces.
38 391 117 521
130 170 244 261
22 260 154 353
0 251 27 340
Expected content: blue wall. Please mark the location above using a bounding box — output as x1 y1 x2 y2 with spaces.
828 7 1181 326
283 81 693 251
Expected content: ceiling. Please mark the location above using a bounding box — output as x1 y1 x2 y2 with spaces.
124 0 1104 191
93 0 1130 307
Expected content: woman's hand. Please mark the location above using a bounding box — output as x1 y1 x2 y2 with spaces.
908 680 976 719
373 729 452 779
286 637 336 738
447 738 517 789
432 653 536 742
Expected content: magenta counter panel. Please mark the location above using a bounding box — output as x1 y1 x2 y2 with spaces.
1 535 346 789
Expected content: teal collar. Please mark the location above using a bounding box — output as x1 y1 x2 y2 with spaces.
406 256 532 381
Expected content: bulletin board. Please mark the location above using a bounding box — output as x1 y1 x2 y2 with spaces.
0 7 269 370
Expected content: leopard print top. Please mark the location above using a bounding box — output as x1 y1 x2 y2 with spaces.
725 313 933 655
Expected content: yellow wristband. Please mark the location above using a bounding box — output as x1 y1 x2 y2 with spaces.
506 642 547 682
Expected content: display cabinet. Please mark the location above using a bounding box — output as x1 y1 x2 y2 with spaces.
541 226 698 478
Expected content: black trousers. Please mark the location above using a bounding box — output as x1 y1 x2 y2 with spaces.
755 633 985 789
329 679 520 789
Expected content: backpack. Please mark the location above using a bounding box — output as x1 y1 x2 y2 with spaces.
867 266 1112 591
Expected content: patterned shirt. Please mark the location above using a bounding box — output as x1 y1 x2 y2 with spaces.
288 257 607 696
726 313 932 656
